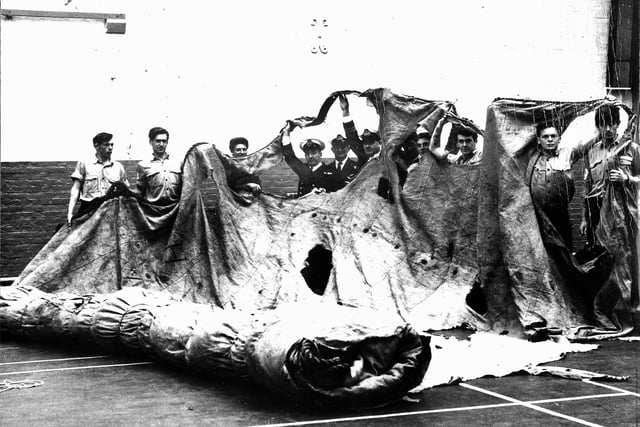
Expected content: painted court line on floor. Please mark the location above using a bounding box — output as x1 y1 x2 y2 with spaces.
460 383 603 427
0 361 154 376
0 355 111 366
247 402 518 427
527 392 627 404
0 357 632 426
582 379 640 398
247 390 625 427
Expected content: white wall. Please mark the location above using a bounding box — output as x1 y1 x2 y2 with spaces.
1 0 610 161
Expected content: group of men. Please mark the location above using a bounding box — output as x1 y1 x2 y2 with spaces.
525 104 639 331
68 105 637 262
67 100 386 224
281 96 484 198
281 94 381 196
527 104 639 253
67 127 181 226
67 96 487 225
415 103 638 263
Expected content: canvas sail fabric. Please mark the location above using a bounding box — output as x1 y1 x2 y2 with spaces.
479 98 638 340
159 89 491 333
2 285 621 406
12 89 637 340
0 285 431 407
14 143 217 302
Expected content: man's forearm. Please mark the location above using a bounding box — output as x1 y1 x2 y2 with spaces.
67 181 81 222
281 139 308 177
67 197 77 219
427 120 448 160
342 119 360 142
342 119 365 162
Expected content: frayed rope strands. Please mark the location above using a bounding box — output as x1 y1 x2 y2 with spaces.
0 379 44 393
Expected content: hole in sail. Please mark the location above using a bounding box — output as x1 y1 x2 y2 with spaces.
300 245 333 295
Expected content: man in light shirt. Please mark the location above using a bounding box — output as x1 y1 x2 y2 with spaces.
424 108 482 166
581 105 640 242
67 132 129 226
527 122 599 249
136 127 183 205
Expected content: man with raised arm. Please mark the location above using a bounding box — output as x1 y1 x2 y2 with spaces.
338 94 380 163
423 108 482 166
581 105 640 253
281 122 337 196
527 122 600 250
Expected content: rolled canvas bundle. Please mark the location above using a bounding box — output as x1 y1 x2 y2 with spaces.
0 285 431 408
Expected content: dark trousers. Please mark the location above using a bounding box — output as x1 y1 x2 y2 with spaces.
584 196 603 248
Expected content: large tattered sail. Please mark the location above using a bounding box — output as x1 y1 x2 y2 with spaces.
13 90 637 340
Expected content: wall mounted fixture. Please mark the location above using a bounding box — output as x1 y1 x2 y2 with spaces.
1 8 126 34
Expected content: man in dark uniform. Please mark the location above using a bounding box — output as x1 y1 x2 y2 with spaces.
327 134 360 190
281 123 337 196
338 94 380 162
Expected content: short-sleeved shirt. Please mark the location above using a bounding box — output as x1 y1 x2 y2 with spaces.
530 154 575 210
528 138 595 208
71 158 129 202
446 149 483 165
136 154 183 204
528 142 585 205
585 136 640 199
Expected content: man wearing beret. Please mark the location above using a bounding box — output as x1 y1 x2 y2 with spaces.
328 134 361 190
136 127 183 205
281 123 337 196
224 136 262 194
338 94 381 162
67 132 129 225
229 137 249 158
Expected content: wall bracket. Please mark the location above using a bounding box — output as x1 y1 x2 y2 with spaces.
1 9 126 34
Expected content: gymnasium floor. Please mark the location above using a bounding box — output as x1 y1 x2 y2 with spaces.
1 336 638 426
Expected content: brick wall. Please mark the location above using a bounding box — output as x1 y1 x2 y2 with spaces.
0 158 587 278
2 161 82 279
0 159 299 278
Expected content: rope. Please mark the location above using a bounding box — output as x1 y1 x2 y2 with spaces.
0 379 44 393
